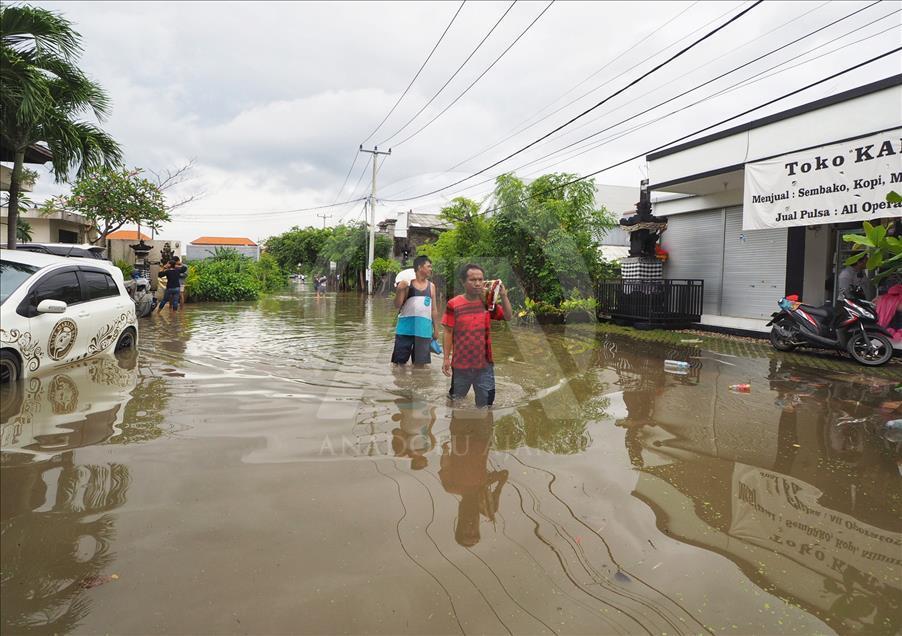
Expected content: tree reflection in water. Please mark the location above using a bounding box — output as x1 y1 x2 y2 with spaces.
0 455 131 634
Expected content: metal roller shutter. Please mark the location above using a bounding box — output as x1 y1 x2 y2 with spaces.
662 210 724 315
721 206 787 319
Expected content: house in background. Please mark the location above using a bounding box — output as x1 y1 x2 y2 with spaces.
377 211 452 263
105 230 183 262
187 236 259 261
1 144 95 244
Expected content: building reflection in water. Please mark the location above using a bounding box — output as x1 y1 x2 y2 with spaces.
611 348 902 634
0 351 165 634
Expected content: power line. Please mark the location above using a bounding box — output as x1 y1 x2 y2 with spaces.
383 0 764 203
379 0 815 199
428 0 728 178
417 15 900 211
472 51 902 220
330 150 360 207
467 1 895 189
360 1 466 145
175 196 368 219
390 0 556 148
439 18 901 207
377 0 518 146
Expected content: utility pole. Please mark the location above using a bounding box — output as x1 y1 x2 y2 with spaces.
359 144 391 294
316 212 331 228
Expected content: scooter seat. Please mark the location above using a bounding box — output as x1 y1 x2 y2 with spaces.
799 303 833 319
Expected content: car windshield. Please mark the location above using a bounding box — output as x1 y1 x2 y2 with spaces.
0 260 40 305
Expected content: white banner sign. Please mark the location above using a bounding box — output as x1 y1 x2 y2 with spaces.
743 129 902 230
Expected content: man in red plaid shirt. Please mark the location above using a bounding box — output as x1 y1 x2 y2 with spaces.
441 264 513 407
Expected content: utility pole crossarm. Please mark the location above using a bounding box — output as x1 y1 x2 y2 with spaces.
359 145 391 294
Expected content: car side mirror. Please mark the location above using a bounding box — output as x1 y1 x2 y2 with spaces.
36 299 67 314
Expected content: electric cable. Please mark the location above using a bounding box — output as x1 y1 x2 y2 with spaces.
360 1 466 144
411 22 900 212
382 0 764 202
432 0 733 178
390 0 556 148
473 50 902 220
379 0 830 199
520 0 884 158
443 2 900 197
377 0 518 146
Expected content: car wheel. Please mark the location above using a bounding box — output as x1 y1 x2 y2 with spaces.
0 350 22 384
115 328 137 352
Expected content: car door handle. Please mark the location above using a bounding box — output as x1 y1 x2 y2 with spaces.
76 312 90 319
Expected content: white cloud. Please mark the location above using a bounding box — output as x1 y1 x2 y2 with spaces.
19 0 900 244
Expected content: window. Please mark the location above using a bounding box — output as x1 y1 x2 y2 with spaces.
81 270 119 300
1 260 39 305
31 271 82 307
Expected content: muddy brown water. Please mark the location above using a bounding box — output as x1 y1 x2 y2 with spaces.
2 284 900 635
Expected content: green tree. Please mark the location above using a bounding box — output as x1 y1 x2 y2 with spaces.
417 196 502 296
491 173 615 304
264 225 332 272
320 222 390 290
44 166 170 241
1 4 121 248
843 219 901 285
16 217 33 242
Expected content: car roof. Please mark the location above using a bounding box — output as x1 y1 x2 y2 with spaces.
1 248 118 273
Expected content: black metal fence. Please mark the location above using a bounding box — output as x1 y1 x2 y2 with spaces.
596 279 704 327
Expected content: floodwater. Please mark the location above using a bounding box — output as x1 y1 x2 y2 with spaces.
1 283 900 635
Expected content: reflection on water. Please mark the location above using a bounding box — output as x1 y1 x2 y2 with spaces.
1 453 131 634
0 284 899 634
610 349 902 634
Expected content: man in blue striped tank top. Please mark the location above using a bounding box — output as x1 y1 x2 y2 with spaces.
391 255 439 367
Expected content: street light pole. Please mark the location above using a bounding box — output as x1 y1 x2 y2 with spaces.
359 145 391 294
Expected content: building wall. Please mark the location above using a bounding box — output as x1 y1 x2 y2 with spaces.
187 244 260 261
1 213 90 244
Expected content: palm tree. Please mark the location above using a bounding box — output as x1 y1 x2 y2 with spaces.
1 5 121 249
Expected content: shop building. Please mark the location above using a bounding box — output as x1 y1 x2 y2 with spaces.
647 75 901 338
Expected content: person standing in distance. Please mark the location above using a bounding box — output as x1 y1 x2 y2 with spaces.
158 258 187 312
391 255 439 368
442 264 512 407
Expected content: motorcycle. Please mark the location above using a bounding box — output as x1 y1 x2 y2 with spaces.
124 274 157 318
766 287 894 366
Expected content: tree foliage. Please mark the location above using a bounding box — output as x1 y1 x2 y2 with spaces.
43 166 170 241
492 173 615 305
264 226 332 272
843 219 902 285
1 4 121 248
264 223 390 291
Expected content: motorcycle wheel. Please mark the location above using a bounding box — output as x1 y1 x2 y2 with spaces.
847 331 894 366
769 325 797 352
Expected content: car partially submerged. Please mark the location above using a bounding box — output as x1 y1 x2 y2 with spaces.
0 249 138 383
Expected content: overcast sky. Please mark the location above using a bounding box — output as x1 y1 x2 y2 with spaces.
23 0 902 244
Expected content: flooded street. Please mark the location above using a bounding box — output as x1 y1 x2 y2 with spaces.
2 283 900 635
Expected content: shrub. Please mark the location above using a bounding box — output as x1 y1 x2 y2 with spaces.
372 257 400 278
114 259 133 280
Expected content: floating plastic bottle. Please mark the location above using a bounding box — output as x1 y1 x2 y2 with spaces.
729 384 751 393
664 360 690 369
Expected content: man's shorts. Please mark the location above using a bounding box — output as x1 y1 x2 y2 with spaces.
391 335 431 365
448 365 495 407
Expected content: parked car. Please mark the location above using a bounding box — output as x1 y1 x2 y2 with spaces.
0 249 138 383
16 242 107 260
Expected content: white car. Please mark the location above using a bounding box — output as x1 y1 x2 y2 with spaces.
0 249 138 383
